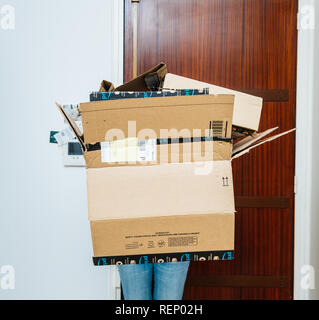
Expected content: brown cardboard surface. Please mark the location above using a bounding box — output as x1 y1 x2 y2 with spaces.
90 213 235 257
87 160 234 221
80 95 234 145
163 73 263 132
84 140 232 168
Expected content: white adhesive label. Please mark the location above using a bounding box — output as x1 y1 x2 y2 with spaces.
137 139 157 162
101 138 156 163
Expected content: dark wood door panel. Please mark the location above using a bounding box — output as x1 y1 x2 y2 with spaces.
124 0 297 300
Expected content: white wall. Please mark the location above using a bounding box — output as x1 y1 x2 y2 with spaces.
0 0 122 299
295 0 319 300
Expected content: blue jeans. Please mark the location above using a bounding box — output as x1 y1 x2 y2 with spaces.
117 261 190 300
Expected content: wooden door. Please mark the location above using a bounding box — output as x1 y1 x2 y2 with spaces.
124 0 297 300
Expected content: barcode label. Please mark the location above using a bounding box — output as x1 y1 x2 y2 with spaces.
209 120 228 138
168 236 198 247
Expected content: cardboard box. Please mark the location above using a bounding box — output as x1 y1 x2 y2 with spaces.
56 75 294 265
163 73 263 132
56 94 237 264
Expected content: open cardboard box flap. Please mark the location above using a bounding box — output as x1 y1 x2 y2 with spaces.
100 62 168 92
163 73 263 132
232 127 279 155
56 102 86 151
232 128 296 159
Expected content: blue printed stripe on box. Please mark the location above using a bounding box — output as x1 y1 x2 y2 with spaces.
93 250 234 266
89 88 209 102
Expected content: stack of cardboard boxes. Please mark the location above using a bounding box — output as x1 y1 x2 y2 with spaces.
57 63 294 266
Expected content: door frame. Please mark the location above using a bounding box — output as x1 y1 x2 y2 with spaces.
294 0 318 300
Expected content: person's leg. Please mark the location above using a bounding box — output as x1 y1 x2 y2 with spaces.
117 263 153 300
153 261 190 300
